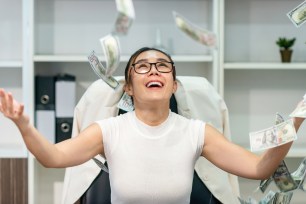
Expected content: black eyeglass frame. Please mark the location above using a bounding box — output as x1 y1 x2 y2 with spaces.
131 61 174 74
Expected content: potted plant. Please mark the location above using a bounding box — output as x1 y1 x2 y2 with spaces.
276 37 296 62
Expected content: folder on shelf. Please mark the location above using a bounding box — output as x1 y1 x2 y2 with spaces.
35 76 56 143
55 74 76 143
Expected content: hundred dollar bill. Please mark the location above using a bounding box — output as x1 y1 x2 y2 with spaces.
100 34 121 77
113 0 135 35
273 160 298 192
88 51 120 90
92 155 109 173
173 11 216 48
258 190 275 204
289 93 306 118
291 157 306 187
259 177 273 193
298 167 306 191
117 92 134 112
272 192 293 204
249 118 297 152
275 112 285 125
287 0 306 28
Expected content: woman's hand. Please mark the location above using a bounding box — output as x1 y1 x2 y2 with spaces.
0 88 29 125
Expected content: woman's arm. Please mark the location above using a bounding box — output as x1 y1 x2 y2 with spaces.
202 113 304 180
0 88 104 168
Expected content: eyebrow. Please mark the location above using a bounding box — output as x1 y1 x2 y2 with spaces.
134 58 170 64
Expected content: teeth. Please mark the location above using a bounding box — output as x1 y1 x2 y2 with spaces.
147 81 162 87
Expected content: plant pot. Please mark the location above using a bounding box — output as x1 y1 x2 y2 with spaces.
280 49 293 63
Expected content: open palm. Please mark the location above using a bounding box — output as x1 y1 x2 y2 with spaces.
0 88 28 123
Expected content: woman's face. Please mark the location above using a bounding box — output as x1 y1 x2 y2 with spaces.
125 50 177 106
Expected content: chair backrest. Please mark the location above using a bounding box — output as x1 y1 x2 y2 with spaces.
61 76 240 204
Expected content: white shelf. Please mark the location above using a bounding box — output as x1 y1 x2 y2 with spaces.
224 62 306 70
33 54 213 63
0 61 22 68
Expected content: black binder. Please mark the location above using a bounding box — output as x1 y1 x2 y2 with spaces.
35 76 56 143
55 74 76 143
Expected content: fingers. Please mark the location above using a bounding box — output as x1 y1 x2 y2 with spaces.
7 92 14 115
0 88 6 113
1 90 11 115
0 88 19 118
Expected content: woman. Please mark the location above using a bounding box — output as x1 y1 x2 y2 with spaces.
0 47 304 204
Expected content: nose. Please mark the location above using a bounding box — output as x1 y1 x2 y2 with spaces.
149 63 160 75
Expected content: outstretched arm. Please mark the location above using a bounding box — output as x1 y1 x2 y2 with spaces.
0 88 104 168
202 104 304 180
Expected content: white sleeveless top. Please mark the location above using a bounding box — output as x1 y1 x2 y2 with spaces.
96 111 205 204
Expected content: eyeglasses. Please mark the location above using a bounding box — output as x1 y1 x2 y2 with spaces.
131 61 174 74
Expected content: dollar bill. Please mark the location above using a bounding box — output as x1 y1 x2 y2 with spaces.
287 0 306 28
88 51 120 89
113 0 135 35
117 92 134 112
92 155 109 173
291 157 306 181
258 190 275 204
298 171 306 191
289 93 306 118
100 34 121 77
259 177 274 193
273 160 298 192
272 192 293 204
250 119 297 152
275 112 285 125
173 11 216 48
291 157 306 188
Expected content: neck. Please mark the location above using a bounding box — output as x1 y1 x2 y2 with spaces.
134 105 170 126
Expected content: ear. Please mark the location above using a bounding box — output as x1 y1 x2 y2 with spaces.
124 84 134 96
172 80 178 93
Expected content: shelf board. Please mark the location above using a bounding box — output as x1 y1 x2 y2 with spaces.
0 61 22 68
33 54 213 63
224 62 306 70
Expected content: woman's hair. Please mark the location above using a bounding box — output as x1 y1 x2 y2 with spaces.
124 47 176 86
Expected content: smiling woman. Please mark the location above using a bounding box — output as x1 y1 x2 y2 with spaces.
0 47 305 204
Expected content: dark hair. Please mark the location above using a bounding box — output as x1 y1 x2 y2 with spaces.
124 47 176 85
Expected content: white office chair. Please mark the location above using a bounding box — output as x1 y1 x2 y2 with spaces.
61 76 240 204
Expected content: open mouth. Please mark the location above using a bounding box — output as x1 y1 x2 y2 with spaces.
146 81 164 88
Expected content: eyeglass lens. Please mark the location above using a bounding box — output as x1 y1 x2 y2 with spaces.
133 62 173 74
